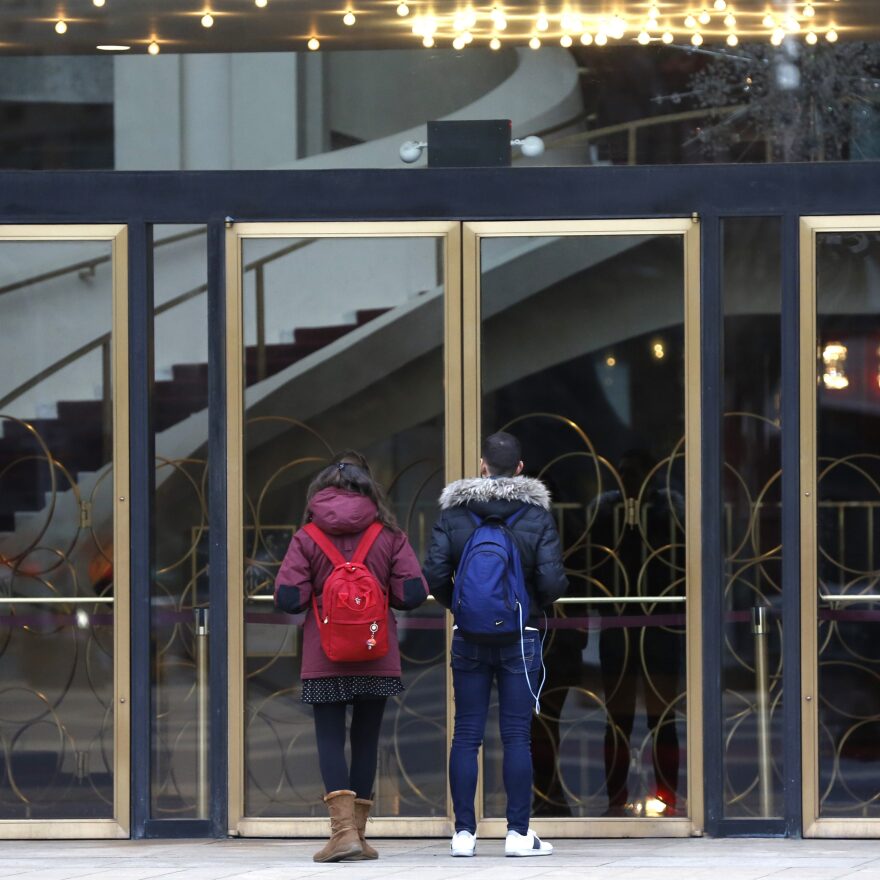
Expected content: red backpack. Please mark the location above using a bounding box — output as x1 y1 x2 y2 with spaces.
304 521 389 662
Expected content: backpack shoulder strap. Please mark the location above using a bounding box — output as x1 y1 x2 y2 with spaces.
302 523 346 567
351 521 384 565
505 507 529 528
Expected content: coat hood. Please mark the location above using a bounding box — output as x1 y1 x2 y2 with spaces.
439 476 551 511
308 487 378 534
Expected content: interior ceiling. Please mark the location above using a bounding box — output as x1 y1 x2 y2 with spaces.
0 0 877 55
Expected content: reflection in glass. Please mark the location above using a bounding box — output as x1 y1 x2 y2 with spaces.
150 226 211 818
0 240 115 818
816 230 880 819
721 218 783 818
479 233 687 819
240 236 447 818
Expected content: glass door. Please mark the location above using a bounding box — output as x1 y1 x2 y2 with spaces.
0 225 130 837
226 222 460 837
464 220 702 837
801 216 880 837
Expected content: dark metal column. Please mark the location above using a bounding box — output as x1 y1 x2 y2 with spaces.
781 213 803 837
128 221 154 839
207 220 229 838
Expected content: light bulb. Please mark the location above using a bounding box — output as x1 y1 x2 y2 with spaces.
307 36 320 50
201 12 214 27
343 11 356 26
763 13 776 28
55 19 67 34
492 7 507 29
771 27 785 45
463 7 477 29
536 16 549 32
422 34 434 46
452 35 466 49
580 32 593 45
638 30 651 44
662 31 674 43
148 40 160 54
462 30 473 43
255 0 267 6
595 31 608 45
647 17 659 30
93 0 106 6
804 4 815 17
609 15 626 38
489 36 501 49
684 14 697 28
785 15 800 32
724 13 736 27
529 35 541 49
826 28 838 42
560 34 573 47
727 32 738 45
806 30 818 44
397 2 409 15
649 4 660 16
699 10 711 25
691 31 704 45
714 0 726 9
519 135 544 157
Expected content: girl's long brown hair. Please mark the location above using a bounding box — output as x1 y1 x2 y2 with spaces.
304 450 399 530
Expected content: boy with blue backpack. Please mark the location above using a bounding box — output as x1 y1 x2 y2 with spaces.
423 431 568 857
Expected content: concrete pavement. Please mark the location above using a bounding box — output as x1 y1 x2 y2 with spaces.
2 837 880 880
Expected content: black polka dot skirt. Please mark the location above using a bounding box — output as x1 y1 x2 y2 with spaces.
301 675 404 704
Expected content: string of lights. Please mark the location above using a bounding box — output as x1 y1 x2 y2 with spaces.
37 1 853 55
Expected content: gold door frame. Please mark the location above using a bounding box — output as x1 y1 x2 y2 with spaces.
463 219 703 838
0 225 130 839
799 215 880 838
226 221 461 838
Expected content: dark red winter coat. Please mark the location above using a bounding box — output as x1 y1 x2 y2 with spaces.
274 487 429 679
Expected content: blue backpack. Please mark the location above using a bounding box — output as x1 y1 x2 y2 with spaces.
452 509 530 639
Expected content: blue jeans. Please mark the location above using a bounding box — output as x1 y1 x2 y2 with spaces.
449 630 541 835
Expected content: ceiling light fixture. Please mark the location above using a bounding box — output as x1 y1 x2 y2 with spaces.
529 35 541 48
726 33 738 45
662 31 674 43
560 34 573 46
806 30 818 44
93 0 106 6
343 10 356 26
396 2 409 15
489 36 501 49
54 20 67 34
307 36 320 49
255 0 268 7
97 44 130 50
148 40 160 54
421 34 434 46
201 12 214 27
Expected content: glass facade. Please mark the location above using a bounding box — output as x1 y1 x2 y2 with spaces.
0 234 122 822
237 233 447 820
721 218 783 819
815 228 880 820
479 231 689 820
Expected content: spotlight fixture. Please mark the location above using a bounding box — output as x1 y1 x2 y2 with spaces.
826 28 838 42
595 31 608 45
255 0 267 6
580 31 593 44
528 35 541 49
201 12 214 27
726 33 738 46
54 19 67 34
806 30 818 44
93 0 106 6
713 0 727 9
396 2 409 15
307 36 320 49
662 31 674 43
724 13 736 27
637 30 651 44
684 14 697 28
699 10 711 25
691 32 704 45
489 36 501 49
560 34 573 47
148 40 160 54
343 10 356 26
421 34 434 46
536 15 549 32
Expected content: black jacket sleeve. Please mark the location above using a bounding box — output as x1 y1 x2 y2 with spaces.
421 514 455 609
532 510 569 608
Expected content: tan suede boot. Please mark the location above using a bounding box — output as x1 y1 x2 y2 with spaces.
352 798 379 860
312 790 363 863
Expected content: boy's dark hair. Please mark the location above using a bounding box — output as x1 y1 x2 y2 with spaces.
305 449 399 529
481 431 522 477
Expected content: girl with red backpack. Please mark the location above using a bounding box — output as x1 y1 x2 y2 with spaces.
274 451 429 862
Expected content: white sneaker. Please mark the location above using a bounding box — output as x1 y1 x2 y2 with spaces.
505 828 553 857
450 829 476 857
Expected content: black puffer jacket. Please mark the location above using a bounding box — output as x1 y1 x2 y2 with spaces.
422 476 569 639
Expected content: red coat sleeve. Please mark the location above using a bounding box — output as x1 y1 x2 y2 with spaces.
387 530 429 611
274 530 314 614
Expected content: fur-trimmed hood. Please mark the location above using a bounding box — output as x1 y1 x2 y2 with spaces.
439 476 551 511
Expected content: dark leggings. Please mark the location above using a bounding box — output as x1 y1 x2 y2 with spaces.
312 697 387 798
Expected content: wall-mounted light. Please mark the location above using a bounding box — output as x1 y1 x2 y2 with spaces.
822 342 849 390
